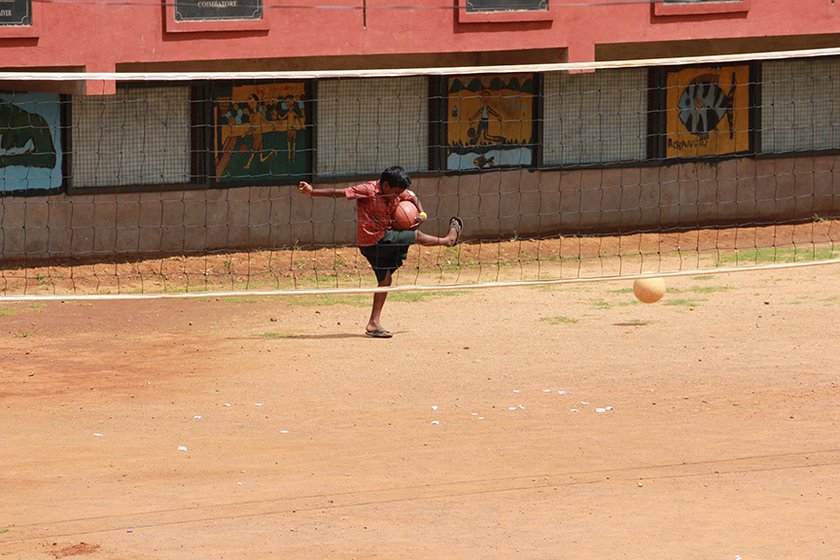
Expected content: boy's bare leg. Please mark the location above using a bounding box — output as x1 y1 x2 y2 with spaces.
365 218 461 336
415 217 462 247
366 270 392 337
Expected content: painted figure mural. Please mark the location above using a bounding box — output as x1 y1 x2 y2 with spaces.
213 82 308 183
446 74 535 171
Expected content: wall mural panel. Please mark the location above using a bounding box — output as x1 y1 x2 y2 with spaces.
446 74 536 171
0 92 62 194
665 64 751 158
212 81 309 184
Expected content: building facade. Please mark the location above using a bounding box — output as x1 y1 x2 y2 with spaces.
2 0 840 258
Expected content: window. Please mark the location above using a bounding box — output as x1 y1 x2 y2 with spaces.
543 69 648 167
71 86 192 189
760 58 840 154
316 77 429 178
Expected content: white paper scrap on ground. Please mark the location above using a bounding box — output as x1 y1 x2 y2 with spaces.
581 401 591 405
570 409 579 413
595 408 607 413
431 420 440 425
255 403 263 407
93 433 102 437
193 415 202 420
508 406 518 411
558 390 567 395
470 412 478 416
543 388 552 392
177 445 188 452
279 429 289 434
223 403 231 407
431 405 438 411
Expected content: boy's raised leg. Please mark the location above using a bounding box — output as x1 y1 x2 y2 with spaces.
415 217 462 247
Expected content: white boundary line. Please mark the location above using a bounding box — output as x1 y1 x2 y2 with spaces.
1 47 840 81
1 258 839 302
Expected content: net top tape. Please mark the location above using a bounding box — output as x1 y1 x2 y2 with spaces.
2 47 840 81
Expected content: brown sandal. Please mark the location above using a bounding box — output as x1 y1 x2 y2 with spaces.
365 328 393 339
449 216 463 245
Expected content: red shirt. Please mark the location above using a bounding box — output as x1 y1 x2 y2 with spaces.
344 180 416 246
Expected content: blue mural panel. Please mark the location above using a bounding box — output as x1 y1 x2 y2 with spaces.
0 92 63 194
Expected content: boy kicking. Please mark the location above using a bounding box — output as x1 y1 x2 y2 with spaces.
298 166 463 338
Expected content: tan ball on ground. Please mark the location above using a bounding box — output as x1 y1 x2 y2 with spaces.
633 277 666 303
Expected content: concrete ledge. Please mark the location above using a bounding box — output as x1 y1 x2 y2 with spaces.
2 155 840 260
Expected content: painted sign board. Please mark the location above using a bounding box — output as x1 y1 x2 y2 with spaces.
174 0 262 21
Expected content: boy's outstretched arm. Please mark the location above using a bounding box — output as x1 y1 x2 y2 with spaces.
298 181 345 198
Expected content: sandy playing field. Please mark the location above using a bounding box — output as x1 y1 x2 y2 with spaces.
1 266 839 559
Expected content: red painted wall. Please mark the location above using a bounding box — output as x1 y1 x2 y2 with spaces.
1 1 840 72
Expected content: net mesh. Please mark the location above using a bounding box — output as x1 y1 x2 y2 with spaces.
2 50 840 299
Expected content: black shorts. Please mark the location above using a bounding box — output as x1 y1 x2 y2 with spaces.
359 229 417 282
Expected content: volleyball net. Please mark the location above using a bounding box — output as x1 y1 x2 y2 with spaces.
2 49 840 299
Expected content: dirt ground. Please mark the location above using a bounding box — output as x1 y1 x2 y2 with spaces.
1 265 839 559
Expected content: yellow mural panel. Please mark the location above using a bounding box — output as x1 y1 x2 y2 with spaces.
446 74 535 170
666 65 750 158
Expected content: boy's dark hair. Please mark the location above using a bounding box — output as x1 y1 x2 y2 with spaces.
380 166 411 190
